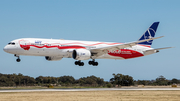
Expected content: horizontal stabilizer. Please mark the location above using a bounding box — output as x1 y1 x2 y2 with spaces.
145 47 173 52
143 47 173 55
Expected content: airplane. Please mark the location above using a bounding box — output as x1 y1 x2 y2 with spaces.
3 22 172 66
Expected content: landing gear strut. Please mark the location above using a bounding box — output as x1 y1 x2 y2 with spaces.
14 54 21 62
88 59 98 66
75 61 84 66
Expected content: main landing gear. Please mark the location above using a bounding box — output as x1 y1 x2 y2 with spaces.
88 59 98 66
75 59 98 66
75 61 84 66
14 54 21 62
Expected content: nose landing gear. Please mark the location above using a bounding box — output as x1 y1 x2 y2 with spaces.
14 54 21 62
16 58 21 62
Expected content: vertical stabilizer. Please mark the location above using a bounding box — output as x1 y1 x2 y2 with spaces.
138 22 159 46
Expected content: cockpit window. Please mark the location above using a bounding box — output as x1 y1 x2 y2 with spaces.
8 42 15 45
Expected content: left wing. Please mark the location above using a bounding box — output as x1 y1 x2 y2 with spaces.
90 36 163 57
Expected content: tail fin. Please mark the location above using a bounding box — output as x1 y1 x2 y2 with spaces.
138 22 160 46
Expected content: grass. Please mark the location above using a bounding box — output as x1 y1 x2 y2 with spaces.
0 91 180 101
0 85 179 90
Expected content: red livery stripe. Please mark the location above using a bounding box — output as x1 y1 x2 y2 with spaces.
108 49 144 59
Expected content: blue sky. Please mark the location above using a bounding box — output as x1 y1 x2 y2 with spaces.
0 0 179 81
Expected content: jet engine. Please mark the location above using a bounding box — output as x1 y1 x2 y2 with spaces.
45 56 63 61
72 49 91 60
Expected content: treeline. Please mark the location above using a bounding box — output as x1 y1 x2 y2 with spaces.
135 75 180 86
0 73 179 87
0 73 106 87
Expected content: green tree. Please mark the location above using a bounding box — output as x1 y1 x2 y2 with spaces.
110 73 134 86
171 78 179 84
58 76 75 85
78 75 105 87
155 75 168 85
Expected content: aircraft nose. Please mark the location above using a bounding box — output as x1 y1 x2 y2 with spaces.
3 45 9 53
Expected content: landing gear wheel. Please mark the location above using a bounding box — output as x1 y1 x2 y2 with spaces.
88 60 98 66
92 62 98 66
75 61 84 66
79 62 84 66
94 62 98 66
14 54 21 62
75 61 79 65
88 61 93 65
16 58 21 62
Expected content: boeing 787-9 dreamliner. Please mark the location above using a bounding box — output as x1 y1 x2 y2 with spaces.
3 22 172 66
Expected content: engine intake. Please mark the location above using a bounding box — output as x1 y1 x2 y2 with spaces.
72 49 91 60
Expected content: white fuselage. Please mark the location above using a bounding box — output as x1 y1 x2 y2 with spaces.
3 38 153 60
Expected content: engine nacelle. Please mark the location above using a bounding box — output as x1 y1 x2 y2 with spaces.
45 56 62 61
72 49 91 60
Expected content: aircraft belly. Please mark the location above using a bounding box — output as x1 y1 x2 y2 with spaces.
97 49 144 60
96 54 124 60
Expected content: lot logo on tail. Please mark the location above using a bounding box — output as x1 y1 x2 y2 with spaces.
138 22 159 46
144 28 156 43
